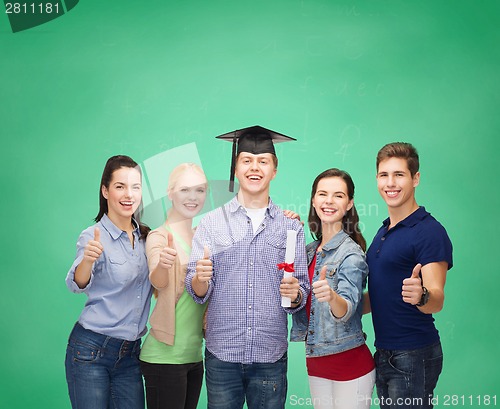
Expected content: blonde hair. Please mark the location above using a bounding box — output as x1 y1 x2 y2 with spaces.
167 163 207 195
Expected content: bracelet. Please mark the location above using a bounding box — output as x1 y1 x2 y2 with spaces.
292 291 301 304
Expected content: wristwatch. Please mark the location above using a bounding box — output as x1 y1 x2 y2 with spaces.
416 286 429 306
292 291 301 304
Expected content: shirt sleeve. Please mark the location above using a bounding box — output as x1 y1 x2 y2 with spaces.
415 221 453 270
332 252 368 323
145 229 168 288
65 227 98 293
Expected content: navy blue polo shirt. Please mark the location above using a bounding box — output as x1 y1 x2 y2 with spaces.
367 207 453 350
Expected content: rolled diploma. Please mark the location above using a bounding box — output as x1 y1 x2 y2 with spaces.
281 230 297 307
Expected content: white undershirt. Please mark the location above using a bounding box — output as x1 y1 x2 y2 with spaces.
244 207 267 234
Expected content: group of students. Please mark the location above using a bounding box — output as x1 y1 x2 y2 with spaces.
64 126 453 409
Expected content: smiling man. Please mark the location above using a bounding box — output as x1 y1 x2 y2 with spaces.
185 126 310 409
366 142 453 409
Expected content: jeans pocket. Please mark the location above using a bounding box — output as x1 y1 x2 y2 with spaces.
72 341 101 363
204 348 215 362
424 353 443 392
255 376 287 409
388 350 412 376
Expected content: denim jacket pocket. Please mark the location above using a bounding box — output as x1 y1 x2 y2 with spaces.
314 262 339 291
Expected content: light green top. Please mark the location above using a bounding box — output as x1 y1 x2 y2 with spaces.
140 290 206 364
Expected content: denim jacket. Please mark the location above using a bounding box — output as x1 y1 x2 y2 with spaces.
290 230 368 357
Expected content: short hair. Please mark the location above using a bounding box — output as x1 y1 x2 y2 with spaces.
376 142 419 176
235 152 278 169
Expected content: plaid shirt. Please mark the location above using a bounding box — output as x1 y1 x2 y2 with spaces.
185 196 309 364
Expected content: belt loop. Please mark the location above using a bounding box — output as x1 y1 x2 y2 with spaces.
133 338 140 354
101 336 111 357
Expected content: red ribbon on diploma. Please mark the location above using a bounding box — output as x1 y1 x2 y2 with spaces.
277 262 295 272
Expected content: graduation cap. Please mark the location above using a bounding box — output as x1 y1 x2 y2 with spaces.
216 125 296 192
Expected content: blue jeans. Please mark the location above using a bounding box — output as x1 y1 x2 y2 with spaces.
205 348 287 409
374 342 443 409
65 322 144 409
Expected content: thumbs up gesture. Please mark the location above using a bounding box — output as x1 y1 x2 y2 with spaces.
83 227 104 263
402 263 423 305
312 266 334 303
195 245 213 283
158 232 177 270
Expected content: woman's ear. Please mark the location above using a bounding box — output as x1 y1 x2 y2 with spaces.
347 199 354 212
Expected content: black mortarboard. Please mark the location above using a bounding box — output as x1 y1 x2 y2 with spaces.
216 125 296 192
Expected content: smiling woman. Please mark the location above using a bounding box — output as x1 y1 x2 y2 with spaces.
64 155 153 409
139 162 208 409
167 163 208 222
291 168 374 409
101 167 143 236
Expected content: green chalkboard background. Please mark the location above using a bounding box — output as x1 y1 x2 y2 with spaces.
1 1 499 407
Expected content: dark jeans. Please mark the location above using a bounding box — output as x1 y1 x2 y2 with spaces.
139 360 204 409
65 322 144 409
204 348 287 409
374 341 443 409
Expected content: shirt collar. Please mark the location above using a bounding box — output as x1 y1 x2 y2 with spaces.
100 213 140 240
321 230 350 251
382 206 429 229
228 196 280 218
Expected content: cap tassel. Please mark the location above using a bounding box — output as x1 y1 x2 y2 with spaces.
229 133 237 192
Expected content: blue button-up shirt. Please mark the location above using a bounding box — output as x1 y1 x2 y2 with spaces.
66 214 153 341
185 197 310 364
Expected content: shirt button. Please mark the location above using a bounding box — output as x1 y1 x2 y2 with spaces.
248 327 251 331
249 284 253 288
381 237 386 241
248 305 252 309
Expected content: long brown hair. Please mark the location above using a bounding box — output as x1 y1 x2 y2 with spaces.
95 155 150 239
308 168 366 251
